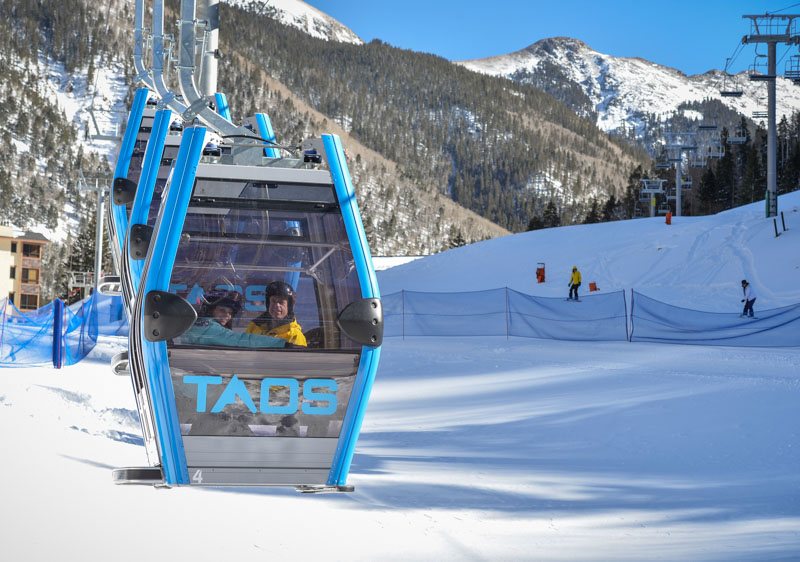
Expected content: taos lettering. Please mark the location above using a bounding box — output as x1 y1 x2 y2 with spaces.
183 375 338 415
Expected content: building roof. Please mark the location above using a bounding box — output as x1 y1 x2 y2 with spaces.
17 231 50 243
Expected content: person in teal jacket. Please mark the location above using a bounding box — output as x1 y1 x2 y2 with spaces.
178 290 287 348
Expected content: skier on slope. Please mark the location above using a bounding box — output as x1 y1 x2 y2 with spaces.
568 266 582 301
740 279 757 318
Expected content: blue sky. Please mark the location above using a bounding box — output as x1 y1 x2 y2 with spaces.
305 0 790 76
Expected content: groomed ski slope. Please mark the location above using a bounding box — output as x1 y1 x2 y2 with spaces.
1 194 799 560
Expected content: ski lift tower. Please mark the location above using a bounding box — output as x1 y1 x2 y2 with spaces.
741 13 800 217
663 132 697 217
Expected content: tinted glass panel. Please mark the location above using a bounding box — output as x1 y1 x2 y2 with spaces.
168 176 362 352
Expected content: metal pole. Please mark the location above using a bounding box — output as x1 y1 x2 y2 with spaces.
94 182 104 288
198 0 219 97
767 41 777 217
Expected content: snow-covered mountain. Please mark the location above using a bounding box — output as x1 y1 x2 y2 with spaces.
457 37 800 137
224 0 363 45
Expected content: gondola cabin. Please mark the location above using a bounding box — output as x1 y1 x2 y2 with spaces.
119 127 382 491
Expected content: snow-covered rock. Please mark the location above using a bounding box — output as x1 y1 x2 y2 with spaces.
224 0 363 45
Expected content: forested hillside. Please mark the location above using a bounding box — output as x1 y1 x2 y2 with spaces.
219 3 650 231
0 0 130 300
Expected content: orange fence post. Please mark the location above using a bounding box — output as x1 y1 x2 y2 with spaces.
666 211 672 225
589 282 598 292
536 262 545 283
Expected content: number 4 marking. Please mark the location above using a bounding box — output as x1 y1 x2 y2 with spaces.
193 470 203 484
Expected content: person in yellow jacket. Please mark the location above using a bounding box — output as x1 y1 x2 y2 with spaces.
245 281 308 346
568 266 582 301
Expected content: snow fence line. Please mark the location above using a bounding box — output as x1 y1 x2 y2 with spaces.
629 290 800 347
383 289 800 347
0 293 128 368
3 288 798 368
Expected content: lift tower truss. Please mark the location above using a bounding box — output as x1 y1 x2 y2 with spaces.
742 13 800 217
663 132 697 217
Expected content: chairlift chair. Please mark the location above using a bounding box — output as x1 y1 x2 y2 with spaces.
657 202 671 215
727 125 748 145
708 142 725 159
748 54 774 82
719 73 744 97
640 179 665 193
786 55 800 81
118 127 382 491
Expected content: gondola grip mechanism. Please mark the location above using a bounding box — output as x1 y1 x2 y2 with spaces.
300 138 328 167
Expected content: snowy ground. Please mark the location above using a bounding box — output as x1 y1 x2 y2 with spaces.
1 195 799 560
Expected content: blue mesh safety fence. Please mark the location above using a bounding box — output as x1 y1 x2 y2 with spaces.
70 293 128 337
630 291 800 347
383 289 629 341
1 294 129 368
63 294 99 365
384 289 508 337
0 298 57 366
508 289 629 341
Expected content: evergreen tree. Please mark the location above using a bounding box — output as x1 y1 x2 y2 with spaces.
582 198 600 224
623 165 645 219
697 166 717 215
526 215 544 231
542 201 561 228
448 225 467 248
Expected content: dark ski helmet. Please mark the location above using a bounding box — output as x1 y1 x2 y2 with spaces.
266 281 296 315
200 289 243 317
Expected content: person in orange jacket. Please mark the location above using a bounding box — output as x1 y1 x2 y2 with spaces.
568 266 582 300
